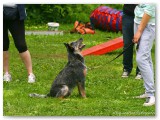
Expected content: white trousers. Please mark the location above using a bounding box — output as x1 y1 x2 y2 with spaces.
134 23 155 96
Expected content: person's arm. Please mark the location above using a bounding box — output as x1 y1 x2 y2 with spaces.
133 13 151 43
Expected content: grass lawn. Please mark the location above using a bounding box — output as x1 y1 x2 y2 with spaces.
3 24 155 116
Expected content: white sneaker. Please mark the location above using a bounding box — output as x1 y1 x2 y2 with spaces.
143 96 155 106
121 69 130 78
135 72 143 80
28 73 35 83
3 73 12 82
134 93 149 99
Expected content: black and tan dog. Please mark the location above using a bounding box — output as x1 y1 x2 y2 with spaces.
29 38 87 98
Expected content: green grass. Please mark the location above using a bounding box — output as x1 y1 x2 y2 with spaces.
3 24 155 116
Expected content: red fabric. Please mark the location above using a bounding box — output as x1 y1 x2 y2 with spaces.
90 6 123 32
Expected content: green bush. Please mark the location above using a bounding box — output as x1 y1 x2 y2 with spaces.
25 4 123 26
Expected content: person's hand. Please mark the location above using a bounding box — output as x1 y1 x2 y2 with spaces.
133 30 142 43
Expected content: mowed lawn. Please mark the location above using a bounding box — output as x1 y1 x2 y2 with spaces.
3 24 155 116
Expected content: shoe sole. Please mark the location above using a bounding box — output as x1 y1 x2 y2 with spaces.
3 80 11 82
28 81 35 83
121 76 129 78
143 102 155 106
135 78 143 80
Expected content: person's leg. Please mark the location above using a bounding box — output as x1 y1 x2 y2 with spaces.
19 50 33 74
122 14 134 76
9 19 35 83
136 67 140 75
3 51 12 82
3 19 12 82
136 24 155 96
3 51 9 73
135 23 155 106
3 19 10 73
135 66 143 80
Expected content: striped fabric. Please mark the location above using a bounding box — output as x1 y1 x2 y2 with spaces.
90 6 123 32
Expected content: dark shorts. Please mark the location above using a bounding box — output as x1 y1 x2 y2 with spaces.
3 19 27 53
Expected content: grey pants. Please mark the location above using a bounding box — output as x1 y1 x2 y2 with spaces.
134 23 155 96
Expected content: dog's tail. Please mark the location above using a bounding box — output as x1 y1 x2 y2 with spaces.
29 93 48 98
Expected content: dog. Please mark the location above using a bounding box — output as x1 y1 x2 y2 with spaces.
29 38 87 98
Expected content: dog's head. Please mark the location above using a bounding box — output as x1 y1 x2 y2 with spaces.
64 38 85 53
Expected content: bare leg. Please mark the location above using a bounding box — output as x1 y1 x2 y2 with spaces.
3 51 9 73
19 50 33 75
3 51 12 82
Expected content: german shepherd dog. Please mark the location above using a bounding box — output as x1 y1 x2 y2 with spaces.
29 38 87 98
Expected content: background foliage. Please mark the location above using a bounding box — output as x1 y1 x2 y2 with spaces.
25 4 123 25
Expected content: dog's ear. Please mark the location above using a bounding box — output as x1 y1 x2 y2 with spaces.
64 43 72 49
64 43 74 52
64 43 69 48
79 38 83 41
78 38 83 41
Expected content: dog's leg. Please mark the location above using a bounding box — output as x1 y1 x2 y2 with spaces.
56 85 69 98
77 81 86 98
